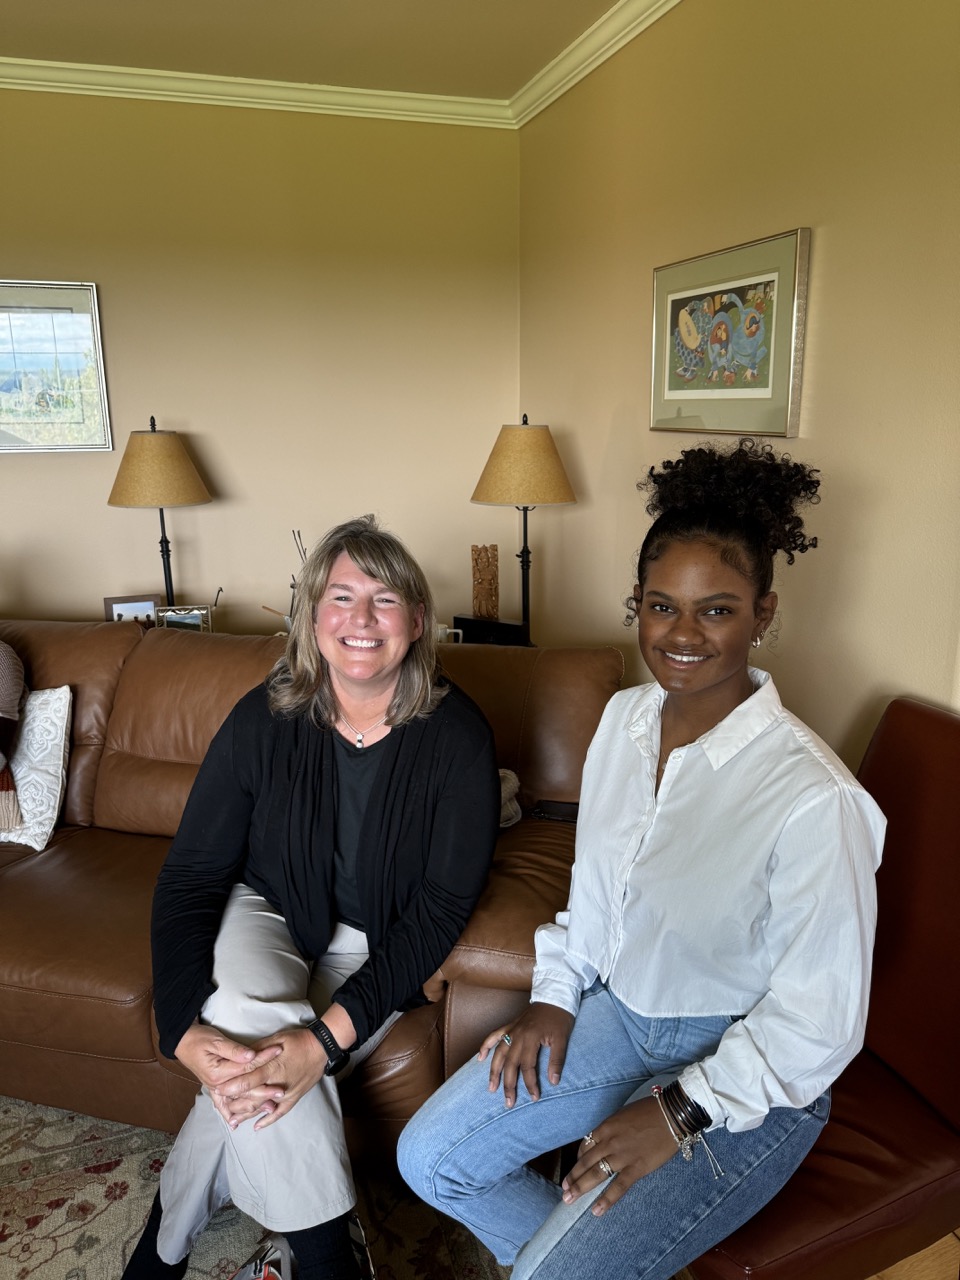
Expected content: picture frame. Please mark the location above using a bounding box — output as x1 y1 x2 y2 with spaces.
651 228 810 437
103 594 162 626
156 605 213 633
0 280 112 452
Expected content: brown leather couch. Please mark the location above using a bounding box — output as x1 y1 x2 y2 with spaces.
689 697 960 1280
0 619 623 1151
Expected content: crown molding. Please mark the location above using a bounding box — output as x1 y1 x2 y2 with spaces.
512 0 683 126
0 0 682 129
0 58 515 128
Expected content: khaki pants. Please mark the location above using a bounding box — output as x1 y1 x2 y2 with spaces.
158 883 397 1263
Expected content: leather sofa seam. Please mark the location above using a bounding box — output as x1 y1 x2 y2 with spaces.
449 945 532 960
102 747 204 767
0 1035 156 1064
366 1029 438 1071
0 982 152 1005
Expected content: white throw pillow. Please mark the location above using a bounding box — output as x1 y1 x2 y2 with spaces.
0 685 72 850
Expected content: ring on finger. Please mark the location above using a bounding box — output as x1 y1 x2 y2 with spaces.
598 1158 616 1178
500 1033 512 1047
582 1131 595 1148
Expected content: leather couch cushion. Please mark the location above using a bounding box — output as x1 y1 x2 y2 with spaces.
0 619 143 828
0 825 170 1060
692 1051 960 1280
94 628 285 836
438 645 624 809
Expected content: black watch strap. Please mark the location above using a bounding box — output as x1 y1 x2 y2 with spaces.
306 1018 350 1076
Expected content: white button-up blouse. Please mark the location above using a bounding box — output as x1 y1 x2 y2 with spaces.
531 670 886 1132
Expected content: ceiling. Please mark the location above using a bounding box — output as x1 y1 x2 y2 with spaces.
0 0 680 126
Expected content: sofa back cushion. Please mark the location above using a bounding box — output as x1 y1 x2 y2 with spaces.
857 696 960 1130
95 635 623 838
438 644 624 810
0 619 143 828
94 628 285 836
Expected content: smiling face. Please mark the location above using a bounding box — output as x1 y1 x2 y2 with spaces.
636 538 776 721
313 551 424 702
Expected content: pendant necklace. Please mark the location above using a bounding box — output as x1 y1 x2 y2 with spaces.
338 711 388 748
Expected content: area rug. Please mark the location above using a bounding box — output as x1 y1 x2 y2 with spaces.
0 1094 510 1279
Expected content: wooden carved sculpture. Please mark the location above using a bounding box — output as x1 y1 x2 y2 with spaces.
471 544 499 619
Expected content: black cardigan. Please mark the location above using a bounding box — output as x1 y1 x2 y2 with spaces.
152 681 500 1057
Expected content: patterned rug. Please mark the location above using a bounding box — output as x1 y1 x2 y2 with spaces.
0 1094 510 1279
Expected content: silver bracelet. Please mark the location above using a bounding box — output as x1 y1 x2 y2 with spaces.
651 1085 724 1178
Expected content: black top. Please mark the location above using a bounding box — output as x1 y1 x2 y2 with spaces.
151 680 500 1057
332 731 388 928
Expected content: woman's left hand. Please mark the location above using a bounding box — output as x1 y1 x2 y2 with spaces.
212 1028 326 1129
560 1095 679 1217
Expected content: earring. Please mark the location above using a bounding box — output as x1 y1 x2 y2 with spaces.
752 630 765 649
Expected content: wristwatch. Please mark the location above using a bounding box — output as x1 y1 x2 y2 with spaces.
305 1018 351 1076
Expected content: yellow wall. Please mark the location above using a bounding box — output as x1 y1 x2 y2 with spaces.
0 90 520 634
518 0 960 762
1 0 958 766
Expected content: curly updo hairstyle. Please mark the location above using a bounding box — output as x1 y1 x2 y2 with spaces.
633 438 821 612
267 514 444 727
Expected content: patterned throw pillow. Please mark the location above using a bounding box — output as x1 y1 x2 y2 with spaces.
0 685 72 851
499 768 521 827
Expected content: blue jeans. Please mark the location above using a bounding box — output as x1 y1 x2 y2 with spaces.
397 984 828 1278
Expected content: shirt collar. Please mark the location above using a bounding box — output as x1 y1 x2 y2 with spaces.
629 668 784 769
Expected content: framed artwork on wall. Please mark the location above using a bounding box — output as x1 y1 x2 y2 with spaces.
103 594 162 626
0 280 112 452
157 605 213 633
650 228 810 437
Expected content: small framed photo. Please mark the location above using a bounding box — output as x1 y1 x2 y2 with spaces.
651 228 810 437
103 594 162 626
156 605 213 633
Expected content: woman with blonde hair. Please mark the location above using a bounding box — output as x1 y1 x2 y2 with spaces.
124 515 500 1280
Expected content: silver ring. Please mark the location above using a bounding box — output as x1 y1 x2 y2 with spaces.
500 1033 512 1047
598 1158 615 1178
582 1131 595 1147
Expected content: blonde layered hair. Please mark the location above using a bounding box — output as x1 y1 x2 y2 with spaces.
267 515 444 726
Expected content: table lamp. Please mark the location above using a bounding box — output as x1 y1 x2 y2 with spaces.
107 416 211 606
462 414 576 645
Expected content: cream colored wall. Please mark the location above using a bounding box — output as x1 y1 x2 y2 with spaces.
0 90 519 634
2 0 958 766
517 0 960 765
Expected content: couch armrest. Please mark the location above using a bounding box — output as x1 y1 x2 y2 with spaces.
442 817 576 991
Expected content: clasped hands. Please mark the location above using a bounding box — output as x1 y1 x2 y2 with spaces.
175 1022 327 1132
479 1002 678 1218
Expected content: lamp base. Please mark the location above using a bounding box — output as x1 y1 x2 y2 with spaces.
453 615 532 647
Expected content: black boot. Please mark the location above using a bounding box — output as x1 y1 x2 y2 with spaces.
287 1211 363 1279
121 1191 189 1279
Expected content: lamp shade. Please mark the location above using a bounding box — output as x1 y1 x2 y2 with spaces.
108 429 211 509
471 423 576 507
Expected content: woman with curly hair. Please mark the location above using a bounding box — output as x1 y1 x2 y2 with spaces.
398 439 885 1280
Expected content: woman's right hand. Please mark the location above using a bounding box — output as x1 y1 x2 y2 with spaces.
478 1002 575 1108
175 1022 282 1093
